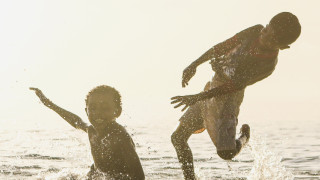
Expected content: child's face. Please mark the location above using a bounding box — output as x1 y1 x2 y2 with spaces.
86 92 118 128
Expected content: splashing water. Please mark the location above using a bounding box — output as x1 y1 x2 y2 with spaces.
193 132 294 180
1 119 318 179
36 168 87 180
247 135 294 180
37 168 115 180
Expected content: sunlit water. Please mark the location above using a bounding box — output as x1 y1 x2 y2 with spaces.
1 117 319 180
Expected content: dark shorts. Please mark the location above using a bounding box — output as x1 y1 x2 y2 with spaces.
180 75 245 151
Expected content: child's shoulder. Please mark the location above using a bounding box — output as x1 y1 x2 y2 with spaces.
236 24 264 41
109 123 135 147
252 24 264 29
244 24 264 32
110 122 131 138
238 24 264 36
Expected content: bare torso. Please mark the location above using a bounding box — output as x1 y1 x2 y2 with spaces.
87 123 134 178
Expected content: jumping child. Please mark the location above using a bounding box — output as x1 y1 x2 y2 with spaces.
171 12 301 180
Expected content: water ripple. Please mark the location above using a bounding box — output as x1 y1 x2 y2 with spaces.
4 154 65 160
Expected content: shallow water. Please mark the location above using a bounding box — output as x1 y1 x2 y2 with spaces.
0 118 319 180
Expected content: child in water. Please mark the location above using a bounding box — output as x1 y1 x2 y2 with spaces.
171 12 301 180
30 85 145 180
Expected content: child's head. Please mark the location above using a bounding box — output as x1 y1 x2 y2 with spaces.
85 85 122 127
260 12 301 50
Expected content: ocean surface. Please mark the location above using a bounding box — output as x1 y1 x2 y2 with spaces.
1 117 319 180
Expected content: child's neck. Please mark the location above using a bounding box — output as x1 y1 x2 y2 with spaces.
95 119 117 134
257 35 279 52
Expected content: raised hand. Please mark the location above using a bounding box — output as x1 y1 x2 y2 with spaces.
29 87 51 106
182 65 197 88
171 94 201 111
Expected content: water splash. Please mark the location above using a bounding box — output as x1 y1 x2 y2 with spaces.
36 168 87 180
247 135 294 180
38 168 127 180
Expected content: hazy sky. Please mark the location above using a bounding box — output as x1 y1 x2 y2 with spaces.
1 0 319 130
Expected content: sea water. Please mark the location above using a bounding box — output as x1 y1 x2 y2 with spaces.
1 117 319 180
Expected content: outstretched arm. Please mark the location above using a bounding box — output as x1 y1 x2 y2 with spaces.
182 25 264 87
182 31 240 87
171 80 246 111
30 87 89 132
182 48 215 87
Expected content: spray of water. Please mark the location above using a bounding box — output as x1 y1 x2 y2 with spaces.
193 132 294 180
247 135 294 180
36 168 87 180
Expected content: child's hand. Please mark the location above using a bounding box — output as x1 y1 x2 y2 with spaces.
171 94 200 111
30 87 51 106
182 65 196 88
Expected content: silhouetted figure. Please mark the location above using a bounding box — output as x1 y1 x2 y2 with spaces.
30 85 145 180
171 12 301 180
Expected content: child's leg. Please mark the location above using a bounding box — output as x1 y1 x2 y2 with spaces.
216 124 250 160
171 103 204 180
203 75 247 160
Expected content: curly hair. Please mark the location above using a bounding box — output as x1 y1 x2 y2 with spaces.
85 85 122 117
269 12 301 45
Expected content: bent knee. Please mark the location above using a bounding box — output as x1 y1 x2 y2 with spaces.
217 149 237 160
171 131 187 147
171 132 180 146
